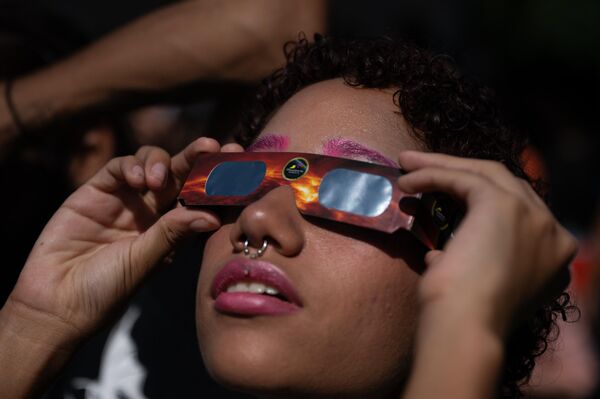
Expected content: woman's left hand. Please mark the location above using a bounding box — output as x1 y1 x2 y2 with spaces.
397 151 577 337
398 151 577 399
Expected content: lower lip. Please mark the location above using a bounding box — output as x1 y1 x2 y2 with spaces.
214 292 299 316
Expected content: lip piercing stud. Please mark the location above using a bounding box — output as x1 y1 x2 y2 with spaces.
243 239 268 259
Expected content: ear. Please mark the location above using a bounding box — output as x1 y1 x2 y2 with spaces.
68 125 116 187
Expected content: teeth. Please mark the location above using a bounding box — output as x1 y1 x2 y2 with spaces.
226 282 280 296
249 282 265 294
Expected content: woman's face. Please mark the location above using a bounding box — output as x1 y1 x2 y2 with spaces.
197 79 425 398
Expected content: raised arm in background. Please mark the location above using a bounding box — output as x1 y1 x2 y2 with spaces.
0 0 325 146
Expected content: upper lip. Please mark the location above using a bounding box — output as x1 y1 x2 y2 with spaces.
210 258 303 307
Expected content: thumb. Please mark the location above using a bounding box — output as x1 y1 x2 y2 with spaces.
424 250 444 268
127 207 220 280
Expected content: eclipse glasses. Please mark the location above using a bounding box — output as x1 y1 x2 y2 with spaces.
178 152 461 249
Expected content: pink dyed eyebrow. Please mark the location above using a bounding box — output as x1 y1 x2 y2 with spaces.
246 134 290 152
322 137 398 167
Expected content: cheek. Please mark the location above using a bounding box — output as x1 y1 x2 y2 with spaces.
299 233 421 386
200 226 231 267
198 229 223 290
322 250 419 337
196 226 231 332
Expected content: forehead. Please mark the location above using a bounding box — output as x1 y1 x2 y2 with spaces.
258 78 422 159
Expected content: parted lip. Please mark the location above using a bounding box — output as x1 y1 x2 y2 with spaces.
210 258 303 307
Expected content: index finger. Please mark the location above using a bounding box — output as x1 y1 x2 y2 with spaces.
144 137 223 213
398 151 527 197
170 137 221 187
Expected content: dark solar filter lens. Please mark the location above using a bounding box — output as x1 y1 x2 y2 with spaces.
205 161 266 196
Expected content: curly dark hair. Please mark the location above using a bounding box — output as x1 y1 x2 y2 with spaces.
236 34 578 397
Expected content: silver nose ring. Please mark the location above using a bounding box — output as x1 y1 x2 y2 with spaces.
243 239 268 259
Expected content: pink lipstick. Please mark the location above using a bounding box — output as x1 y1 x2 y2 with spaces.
211 258 302 316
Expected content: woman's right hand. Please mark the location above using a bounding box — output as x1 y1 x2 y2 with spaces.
0 138 243 397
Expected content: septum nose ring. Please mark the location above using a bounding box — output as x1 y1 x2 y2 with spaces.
243 239 268 259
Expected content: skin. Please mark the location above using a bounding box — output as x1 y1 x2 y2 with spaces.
198 79 424 398
0 79 576 399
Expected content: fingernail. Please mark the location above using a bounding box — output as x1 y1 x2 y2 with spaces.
151 163 167 185
190 218 219 232
132 165 144 179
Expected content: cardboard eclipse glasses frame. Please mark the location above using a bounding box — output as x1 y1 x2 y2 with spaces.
178 152 461 249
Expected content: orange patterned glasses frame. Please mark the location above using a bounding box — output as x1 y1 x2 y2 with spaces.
178 152 460 249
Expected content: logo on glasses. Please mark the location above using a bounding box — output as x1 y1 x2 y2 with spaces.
282 157 309 180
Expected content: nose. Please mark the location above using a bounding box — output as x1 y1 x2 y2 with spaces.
229 186 305 257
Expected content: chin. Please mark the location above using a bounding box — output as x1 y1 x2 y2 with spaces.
198 325 408 399
198 322 305 395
